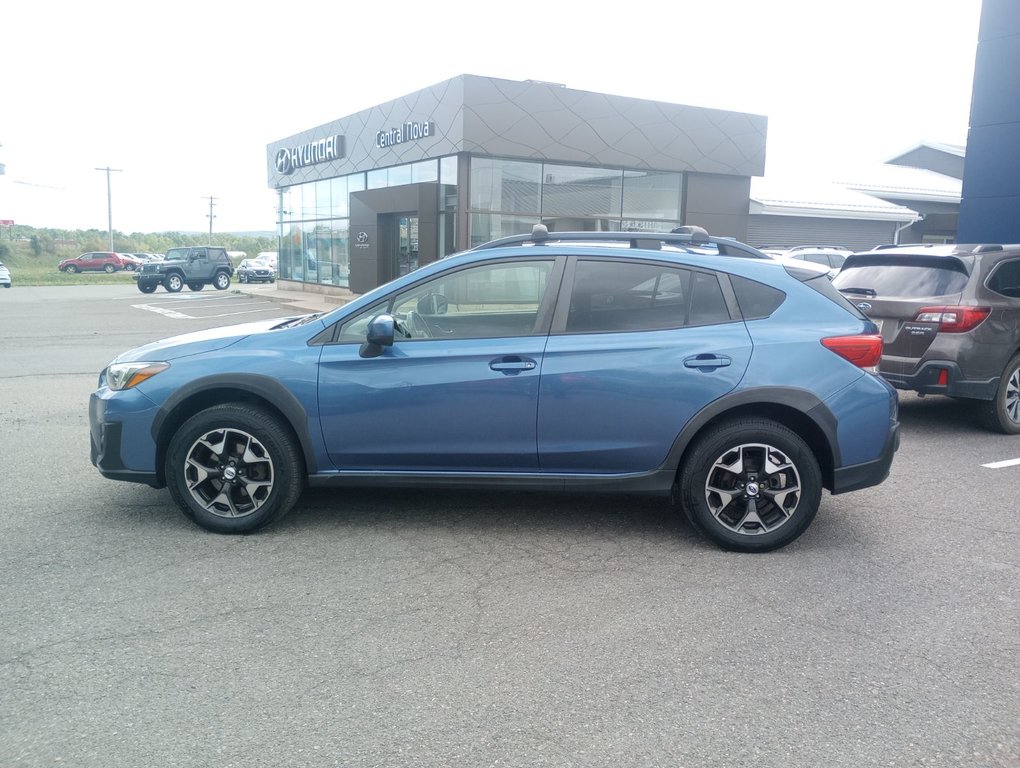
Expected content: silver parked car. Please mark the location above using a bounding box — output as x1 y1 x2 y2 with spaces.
0 260 12 288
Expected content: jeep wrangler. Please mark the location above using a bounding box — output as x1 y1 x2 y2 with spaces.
135 246 234 293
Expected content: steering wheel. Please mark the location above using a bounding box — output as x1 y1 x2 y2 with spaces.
403 310 432 338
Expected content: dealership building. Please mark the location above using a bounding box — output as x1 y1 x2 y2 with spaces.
265 74 768 293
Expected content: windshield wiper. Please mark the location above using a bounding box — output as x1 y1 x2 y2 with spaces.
838 287 877 297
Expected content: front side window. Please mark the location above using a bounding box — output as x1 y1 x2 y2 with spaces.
565 260 731 333
334 261 555 344
391 260 554 341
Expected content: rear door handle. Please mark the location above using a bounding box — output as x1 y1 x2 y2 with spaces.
683 354 732 371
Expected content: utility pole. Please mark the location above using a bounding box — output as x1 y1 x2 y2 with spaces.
94 166 122 251
204 195 218 239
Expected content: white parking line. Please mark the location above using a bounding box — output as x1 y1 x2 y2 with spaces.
982 458 1020 469
132 303 193 319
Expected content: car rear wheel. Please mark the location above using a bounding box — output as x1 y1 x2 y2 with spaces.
977 353 1020 434
138 283 157 294
164 273 184 293
165 404 304 533
188 283 204 291
213 271 231 290
104 264 116 274
678 418 822 552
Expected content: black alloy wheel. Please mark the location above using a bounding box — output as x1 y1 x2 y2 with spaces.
165 404 304 533
678 418 822 552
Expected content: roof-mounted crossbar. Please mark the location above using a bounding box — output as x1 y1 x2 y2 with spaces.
472 224 770 259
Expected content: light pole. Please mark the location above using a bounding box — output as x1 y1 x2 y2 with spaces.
204 195 218 239
95 166 122 251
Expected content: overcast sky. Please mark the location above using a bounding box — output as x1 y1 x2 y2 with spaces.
0 0 982 234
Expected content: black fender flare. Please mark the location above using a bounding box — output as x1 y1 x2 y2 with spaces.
150 373 317 479
663 386 841 473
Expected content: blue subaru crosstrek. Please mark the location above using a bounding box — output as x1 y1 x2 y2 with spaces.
90 226 899 552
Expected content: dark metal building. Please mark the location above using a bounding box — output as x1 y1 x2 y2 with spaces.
266 75 766 293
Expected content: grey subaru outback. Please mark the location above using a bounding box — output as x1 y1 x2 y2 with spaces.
834 243 1020 433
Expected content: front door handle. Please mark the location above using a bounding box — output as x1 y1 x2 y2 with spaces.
489 356 538 375
683 354 732 371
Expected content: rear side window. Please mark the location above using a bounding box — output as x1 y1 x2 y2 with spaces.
730 275 786 320
565 260 732 333
833 256 969 297
987 259 1020 298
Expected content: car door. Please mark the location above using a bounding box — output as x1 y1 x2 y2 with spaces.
316 257 562 472
538 257 752 473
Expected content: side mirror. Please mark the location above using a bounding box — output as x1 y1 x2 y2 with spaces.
360 314 395 358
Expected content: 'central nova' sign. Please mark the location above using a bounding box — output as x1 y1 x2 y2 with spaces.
376 121 435 149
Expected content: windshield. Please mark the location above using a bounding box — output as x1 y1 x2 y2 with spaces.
164 248 188 262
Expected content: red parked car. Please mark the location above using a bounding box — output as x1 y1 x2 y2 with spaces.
58 252 131 274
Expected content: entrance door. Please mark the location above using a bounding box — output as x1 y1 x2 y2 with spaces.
380 213 419 282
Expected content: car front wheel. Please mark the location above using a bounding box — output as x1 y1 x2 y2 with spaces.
678 418 822 552
165 404 304 533
164 273 184 292
213 272 231 290
978 353 1020 434
65 264 79 274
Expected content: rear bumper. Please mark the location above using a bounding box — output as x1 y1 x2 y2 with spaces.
831 419 900 494
881 360 998 400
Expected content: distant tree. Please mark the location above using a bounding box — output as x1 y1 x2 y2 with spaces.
29 235 41 257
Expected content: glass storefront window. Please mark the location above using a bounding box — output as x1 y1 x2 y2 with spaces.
314 179 331 218
411 160 438 183
440 156 458 186
331 177 349 218
388 164 412 186
470 213 540 248
542 164 623 218
622 171 683 220
367 169 388 189
470 158 541 213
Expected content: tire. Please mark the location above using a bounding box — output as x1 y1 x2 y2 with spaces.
104 264 116 274
213 271 231 290
678 418 822 553
187 283 205 291
65 264 79 274
164 273 184 293
977 353 1020 434
238 273 246 284
165 404 304 534
138 283 157 294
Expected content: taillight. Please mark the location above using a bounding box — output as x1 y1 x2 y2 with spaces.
915 306 990 333
821 334 883 368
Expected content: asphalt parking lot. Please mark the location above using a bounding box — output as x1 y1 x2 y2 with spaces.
0 285 1017 768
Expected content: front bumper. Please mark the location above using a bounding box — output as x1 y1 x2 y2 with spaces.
89 389 161 486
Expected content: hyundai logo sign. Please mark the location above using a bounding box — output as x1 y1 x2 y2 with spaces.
857 302 873 312
274 135 345 176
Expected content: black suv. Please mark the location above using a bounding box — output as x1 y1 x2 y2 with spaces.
135 246 234 293
833 243 1020 433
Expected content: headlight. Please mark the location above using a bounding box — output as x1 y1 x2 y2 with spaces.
105 362 170 391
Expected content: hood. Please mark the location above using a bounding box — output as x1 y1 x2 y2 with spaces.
112 315 306 363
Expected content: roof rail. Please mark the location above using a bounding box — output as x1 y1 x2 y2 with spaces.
972 244 1003 253
471 224 770 259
